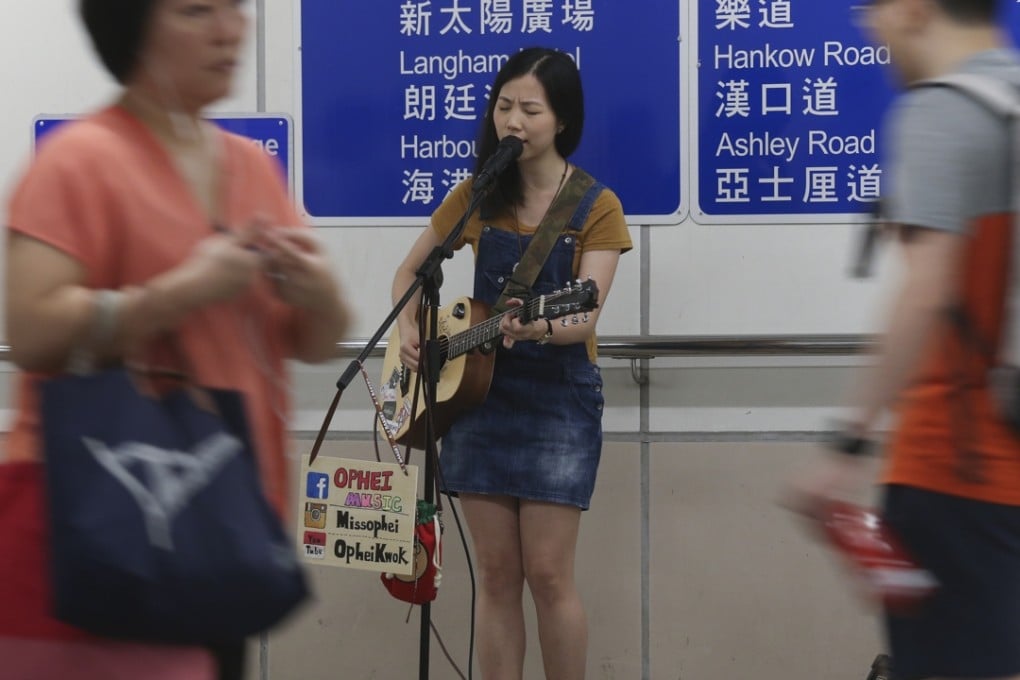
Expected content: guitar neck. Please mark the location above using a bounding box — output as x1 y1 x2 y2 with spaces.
445 300 544 360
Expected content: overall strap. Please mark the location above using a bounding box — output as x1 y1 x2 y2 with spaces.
493 168 600 313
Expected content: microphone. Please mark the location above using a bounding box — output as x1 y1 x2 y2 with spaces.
472 135 524 195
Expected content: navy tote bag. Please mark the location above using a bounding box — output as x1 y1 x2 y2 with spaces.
39 367 309 644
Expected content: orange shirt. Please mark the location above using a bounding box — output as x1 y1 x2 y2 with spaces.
4 106 304 515
883 213 1020 505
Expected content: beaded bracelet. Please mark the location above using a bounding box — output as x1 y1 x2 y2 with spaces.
68 289 124 375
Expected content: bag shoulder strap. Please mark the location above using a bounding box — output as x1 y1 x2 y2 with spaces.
492 168 601 313
918 73 1020 366
921 73 1020 116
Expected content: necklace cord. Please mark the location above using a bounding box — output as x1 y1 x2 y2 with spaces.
511 158 570 259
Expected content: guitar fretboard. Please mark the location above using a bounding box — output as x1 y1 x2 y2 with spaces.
444 297 550 360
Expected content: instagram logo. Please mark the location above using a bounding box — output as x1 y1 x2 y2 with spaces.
306 472 330 500
304 502 327 529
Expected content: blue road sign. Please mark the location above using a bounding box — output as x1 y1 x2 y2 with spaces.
34 115 292 190
298 0 682 224
695 0 1020 222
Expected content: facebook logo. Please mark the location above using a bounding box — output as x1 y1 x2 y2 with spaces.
306 472 330 500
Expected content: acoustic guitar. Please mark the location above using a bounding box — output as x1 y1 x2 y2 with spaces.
377 279 599 450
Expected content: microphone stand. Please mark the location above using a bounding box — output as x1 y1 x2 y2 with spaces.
329 186 488 680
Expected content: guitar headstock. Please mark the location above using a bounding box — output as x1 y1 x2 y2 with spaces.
534 278 600 323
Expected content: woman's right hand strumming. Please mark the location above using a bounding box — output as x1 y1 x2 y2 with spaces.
397 318 421 373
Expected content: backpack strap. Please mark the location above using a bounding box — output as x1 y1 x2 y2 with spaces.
915 74 1020 480
918 73 1020 366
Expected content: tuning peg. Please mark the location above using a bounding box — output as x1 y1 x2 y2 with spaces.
560 318 569 327
582 312 590 322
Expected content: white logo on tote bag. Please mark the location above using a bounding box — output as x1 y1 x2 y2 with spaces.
82 432 243 550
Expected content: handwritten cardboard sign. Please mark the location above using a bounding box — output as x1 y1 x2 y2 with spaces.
297 457 418 576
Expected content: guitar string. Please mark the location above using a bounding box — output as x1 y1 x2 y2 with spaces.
448 293 563 358
453 291 579 357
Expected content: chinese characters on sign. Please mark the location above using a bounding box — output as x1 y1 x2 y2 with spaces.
699 0 891 217
396 1 595 208
299 1 681 222
699 0 1020 219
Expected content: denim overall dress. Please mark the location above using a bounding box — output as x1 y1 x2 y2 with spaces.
439 181 606 509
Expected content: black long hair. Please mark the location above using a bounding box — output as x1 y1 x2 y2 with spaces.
476 47 585 218
936 0 998 22
79 0 158 84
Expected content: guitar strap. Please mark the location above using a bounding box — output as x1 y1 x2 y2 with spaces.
491 167 598 314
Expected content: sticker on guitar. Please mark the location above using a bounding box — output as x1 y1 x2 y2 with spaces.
378 279 600 449
380 367 412 436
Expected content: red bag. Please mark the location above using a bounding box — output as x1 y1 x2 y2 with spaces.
0 461 90 640
0 462 217 677
821 500 938 614
380 500 442 604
